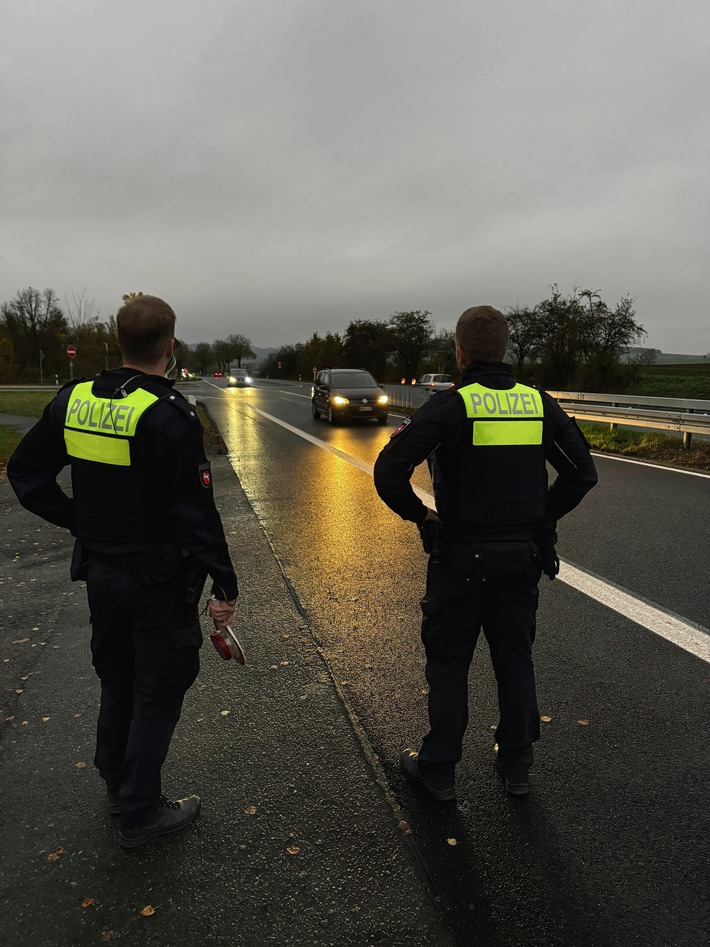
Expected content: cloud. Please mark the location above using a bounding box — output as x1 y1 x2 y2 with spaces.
1 0 708 352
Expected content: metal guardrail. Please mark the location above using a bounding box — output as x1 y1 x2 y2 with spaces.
382 383 710 450
381 384 430 411
545 391 710 450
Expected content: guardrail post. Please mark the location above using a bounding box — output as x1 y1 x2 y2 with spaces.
682 431 692 451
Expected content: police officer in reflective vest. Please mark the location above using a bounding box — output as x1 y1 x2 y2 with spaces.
8 295 238 847
374 306 598 801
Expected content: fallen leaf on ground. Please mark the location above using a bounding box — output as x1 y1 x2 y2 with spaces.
540 715 552 723
82 898 95 908
140 905 156 916
220 710 229 716
42 717 50 722
398 820 413 836
447 838 458 846
47 847 65 862
286 846 300 856
578 719 589 725
280 661 289 666
280 634 289 639
73 713 81 718
76 762 87 769
12 639 29 645
244 806 257 815
100 932 115 942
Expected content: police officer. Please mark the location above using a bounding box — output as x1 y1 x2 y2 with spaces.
373 305 598 801
8 295 238 847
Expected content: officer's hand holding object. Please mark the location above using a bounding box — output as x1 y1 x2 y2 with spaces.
208 595 236 629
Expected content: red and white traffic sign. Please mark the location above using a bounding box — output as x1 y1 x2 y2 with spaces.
66 344 76 359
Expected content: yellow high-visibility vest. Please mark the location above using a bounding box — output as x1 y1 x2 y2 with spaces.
457 382 544 446
63 382 160 466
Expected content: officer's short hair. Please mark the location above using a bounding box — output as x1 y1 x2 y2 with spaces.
117 295 176 363
456 306 509 363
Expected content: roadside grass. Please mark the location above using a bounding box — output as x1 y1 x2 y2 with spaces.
580 423 710 472
197 404 225 453
0 390 56 417
0 428 22 471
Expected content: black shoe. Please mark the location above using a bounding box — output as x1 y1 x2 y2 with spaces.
493 744 529 796
400 749 456 802
119 795 201 849
108 791 120 817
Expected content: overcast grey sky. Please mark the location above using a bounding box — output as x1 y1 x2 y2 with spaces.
2 0 708 353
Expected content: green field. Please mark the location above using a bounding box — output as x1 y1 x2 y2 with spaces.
629 362 710 399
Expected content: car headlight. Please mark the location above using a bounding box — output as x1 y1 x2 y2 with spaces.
332 395 349 405
377 395 389 404
245 377 251 384
228 377 236 383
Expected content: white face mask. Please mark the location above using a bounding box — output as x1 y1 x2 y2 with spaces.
165 353 177 377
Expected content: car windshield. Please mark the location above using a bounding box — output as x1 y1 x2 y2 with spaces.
331 372 377 388
433 375 451 383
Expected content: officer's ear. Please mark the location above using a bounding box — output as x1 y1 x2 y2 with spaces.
164 338 176 376
455 343 470 371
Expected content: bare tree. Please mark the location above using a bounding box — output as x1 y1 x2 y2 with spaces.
64 290 96 328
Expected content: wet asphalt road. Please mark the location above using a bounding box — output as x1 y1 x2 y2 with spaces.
198 376 710 947
1 379 708 946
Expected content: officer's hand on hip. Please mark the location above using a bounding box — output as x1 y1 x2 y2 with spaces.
208 597 236 629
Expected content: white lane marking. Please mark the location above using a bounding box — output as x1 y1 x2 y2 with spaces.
258 394 710 479
247 403 710 663
591 452 710 479
558 563 710 664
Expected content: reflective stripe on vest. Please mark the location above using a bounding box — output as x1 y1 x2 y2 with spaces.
458 382 544 446
63 382 159 466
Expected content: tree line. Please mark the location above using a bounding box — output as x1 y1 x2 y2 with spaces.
261 289 652 390
0 288 256 383
1 285 652 391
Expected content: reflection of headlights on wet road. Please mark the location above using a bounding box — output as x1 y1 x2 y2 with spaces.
377 395 389 404
332 395 349 405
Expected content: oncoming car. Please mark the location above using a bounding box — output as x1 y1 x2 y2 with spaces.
418 373 454 394
227 369 252 387
312 368 388 424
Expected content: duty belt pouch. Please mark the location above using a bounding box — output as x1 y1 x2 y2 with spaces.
70 538 91 582
185 561 209 605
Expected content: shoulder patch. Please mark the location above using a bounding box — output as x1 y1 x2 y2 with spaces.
199 462 212 489
390 417 412 439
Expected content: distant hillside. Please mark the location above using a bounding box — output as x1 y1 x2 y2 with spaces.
625 347 708 365
654 353 709 365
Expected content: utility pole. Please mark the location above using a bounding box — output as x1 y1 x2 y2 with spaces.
39 349 44 384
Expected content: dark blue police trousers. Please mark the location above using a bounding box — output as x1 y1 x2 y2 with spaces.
417 541 543 787
86 561 202 827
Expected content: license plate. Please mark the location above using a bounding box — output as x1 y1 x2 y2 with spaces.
359 406 372 412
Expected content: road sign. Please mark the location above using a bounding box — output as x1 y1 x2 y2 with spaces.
66 344 77 359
